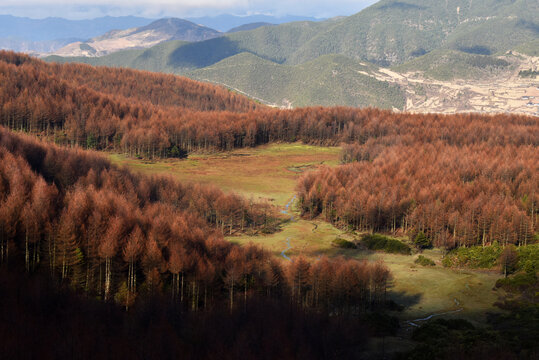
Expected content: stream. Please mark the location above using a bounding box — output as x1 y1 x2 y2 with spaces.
406 298 463 327
280 196 296 261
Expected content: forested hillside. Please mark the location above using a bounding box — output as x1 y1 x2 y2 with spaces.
5 52 538 158
0 125 401 357
190 53 406 109
0 46 538 358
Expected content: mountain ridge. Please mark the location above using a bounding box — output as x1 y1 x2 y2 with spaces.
51 18 222 57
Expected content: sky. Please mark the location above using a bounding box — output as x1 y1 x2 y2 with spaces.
0 0 378 19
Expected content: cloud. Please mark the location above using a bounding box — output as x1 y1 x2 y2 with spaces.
0 0 376 19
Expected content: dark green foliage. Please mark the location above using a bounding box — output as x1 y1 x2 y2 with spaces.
398 318 511 360
518 244 539 274
495 272 537 292
519 69 539 78
331 238 356 249
414 255 435 267
393 49 513 81
413 231 431 249
411 319 475 342
443 244 538 272
168 145 187 159
500 245 519 277
488 303 539 356
362 234 411 255
442 244 502 268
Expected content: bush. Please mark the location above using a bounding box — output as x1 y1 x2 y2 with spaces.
414 231 432 249
331 238 356 249
517 244 539 274
495 272 537 292
415 255 435 267
362 234 411 255
442 243 502 268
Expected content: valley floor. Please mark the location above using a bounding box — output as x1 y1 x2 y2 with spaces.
110 143 503 325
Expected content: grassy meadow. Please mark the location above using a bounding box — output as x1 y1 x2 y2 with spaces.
110 143 502 322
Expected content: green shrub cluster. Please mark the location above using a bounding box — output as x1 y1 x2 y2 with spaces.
442 244 538 271
495 272 537 292
331 238 356 249
442 243 502 268
362 234 411 255
519 69 539 78
414 231 432 249
415 255 436 267
517 244 539 274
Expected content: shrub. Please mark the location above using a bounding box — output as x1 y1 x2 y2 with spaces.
500 245 519 277
495 272 537 292
517 244 539 274
415 255 435 267
442 243 502 268
362 234 411 255
414 231 432 249
331 238 356 249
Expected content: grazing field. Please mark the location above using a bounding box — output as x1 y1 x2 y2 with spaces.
233 217 500 322
109 143 341 206
111 143 502 323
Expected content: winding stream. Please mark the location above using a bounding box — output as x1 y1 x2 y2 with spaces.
280 196 296 261
406 298 463 327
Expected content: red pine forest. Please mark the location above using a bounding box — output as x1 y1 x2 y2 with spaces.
0 126 391 313
1 52 536 250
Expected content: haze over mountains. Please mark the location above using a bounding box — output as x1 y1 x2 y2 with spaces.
0 13 322 53
52 18 222 57
0 15 154 52
44 0 539 114
3 0 537 113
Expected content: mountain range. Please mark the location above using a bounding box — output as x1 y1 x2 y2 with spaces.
29 0 539 113
0 14 322 53
52 18 222 57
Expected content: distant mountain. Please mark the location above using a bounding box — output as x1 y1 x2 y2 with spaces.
227 22 275 33
0 38 82 53
0 15 153 42
51 18 221 57
186 14 323 32
45 0 539 111
287 0 539 66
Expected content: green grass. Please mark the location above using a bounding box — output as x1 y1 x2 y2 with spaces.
109 143 340 206
110 144 503 322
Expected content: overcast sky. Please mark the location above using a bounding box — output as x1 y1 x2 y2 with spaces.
0 0 378 19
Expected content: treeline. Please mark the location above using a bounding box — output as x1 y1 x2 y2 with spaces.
1 51 538 158
298 142 538 248
0 127 391 315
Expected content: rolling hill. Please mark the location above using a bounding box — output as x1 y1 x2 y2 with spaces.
189 52 405 109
